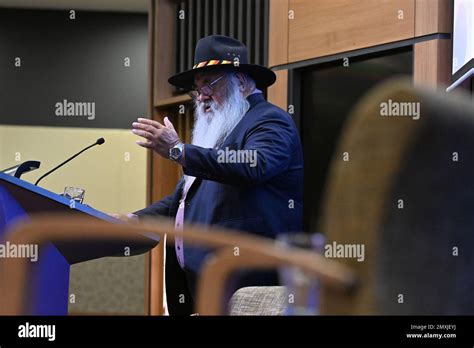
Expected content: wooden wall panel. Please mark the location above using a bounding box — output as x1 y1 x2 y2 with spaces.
144 0 155 316
267 70 288 111
415 0 452 36
287 0 415 63
269 0 289 67
153 0 177 103
413 0 453 89
149 0 182 316
414 39 452 89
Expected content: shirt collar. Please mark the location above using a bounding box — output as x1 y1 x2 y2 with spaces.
246 89 264 107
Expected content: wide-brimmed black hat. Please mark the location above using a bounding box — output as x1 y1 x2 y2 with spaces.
168 35 276 90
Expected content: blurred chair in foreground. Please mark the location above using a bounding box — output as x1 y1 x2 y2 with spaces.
320 78 474 314
0 214 355 315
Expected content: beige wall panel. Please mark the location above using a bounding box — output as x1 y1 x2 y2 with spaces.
288 0 415 63
0 126 147 213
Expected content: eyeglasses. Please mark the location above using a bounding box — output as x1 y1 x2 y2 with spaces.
188 74 225 100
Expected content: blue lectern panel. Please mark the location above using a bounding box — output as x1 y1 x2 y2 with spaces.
0 172 158 315
0 185 69 315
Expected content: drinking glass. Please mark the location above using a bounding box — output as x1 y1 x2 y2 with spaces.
63 186 85 204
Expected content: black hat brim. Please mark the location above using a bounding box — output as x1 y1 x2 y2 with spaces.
168 64 277 90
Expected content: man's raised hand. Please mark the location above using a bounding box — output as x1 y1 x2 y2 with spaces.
132 117 181 158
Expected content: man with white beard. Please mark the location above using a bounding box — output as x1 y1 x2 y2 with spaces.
132 35 303 315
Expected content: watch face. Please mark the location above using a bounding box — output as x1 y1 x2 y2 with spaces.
170 147 181 159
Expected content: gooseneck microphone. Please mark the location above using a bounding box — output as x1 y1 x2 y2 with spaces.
34 138 105 186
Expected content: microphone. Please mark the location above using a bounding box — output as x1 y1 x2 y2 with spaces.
34 138 105 186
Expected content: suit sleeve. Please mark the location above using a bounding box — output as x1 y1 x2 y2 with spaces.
183 114 297 186
133 194 175 217
134 178 183 217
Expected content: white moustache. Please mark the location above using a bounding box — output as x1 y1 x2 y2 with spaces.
197 100 218 116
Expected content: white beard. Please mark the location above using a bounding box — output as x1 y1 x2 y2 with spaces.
191 76 250 149
183 75 250 187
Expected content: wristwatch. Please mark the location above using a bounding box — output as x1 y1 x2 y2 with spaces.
169 142 185 162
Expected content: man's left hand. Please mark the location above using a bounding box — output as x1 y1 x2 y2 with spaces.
132 117 181 159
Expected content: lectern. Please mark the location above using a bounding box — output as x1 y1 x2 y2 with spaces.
0 172 158 315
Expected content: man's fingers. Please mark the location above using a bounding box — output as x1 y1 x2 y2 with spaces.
132 129 154 140
126 213 139 221
132 122 158 134
134 117 180 159
137 117 164 129
136 139 153 148
108 213 139 223
164 116 175 130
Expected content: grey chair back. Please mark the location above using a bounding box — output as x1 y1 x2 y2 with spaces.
320 79 474 314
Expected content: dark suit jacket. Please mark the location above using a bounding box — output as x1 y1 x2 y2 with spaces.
136 93 303 297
